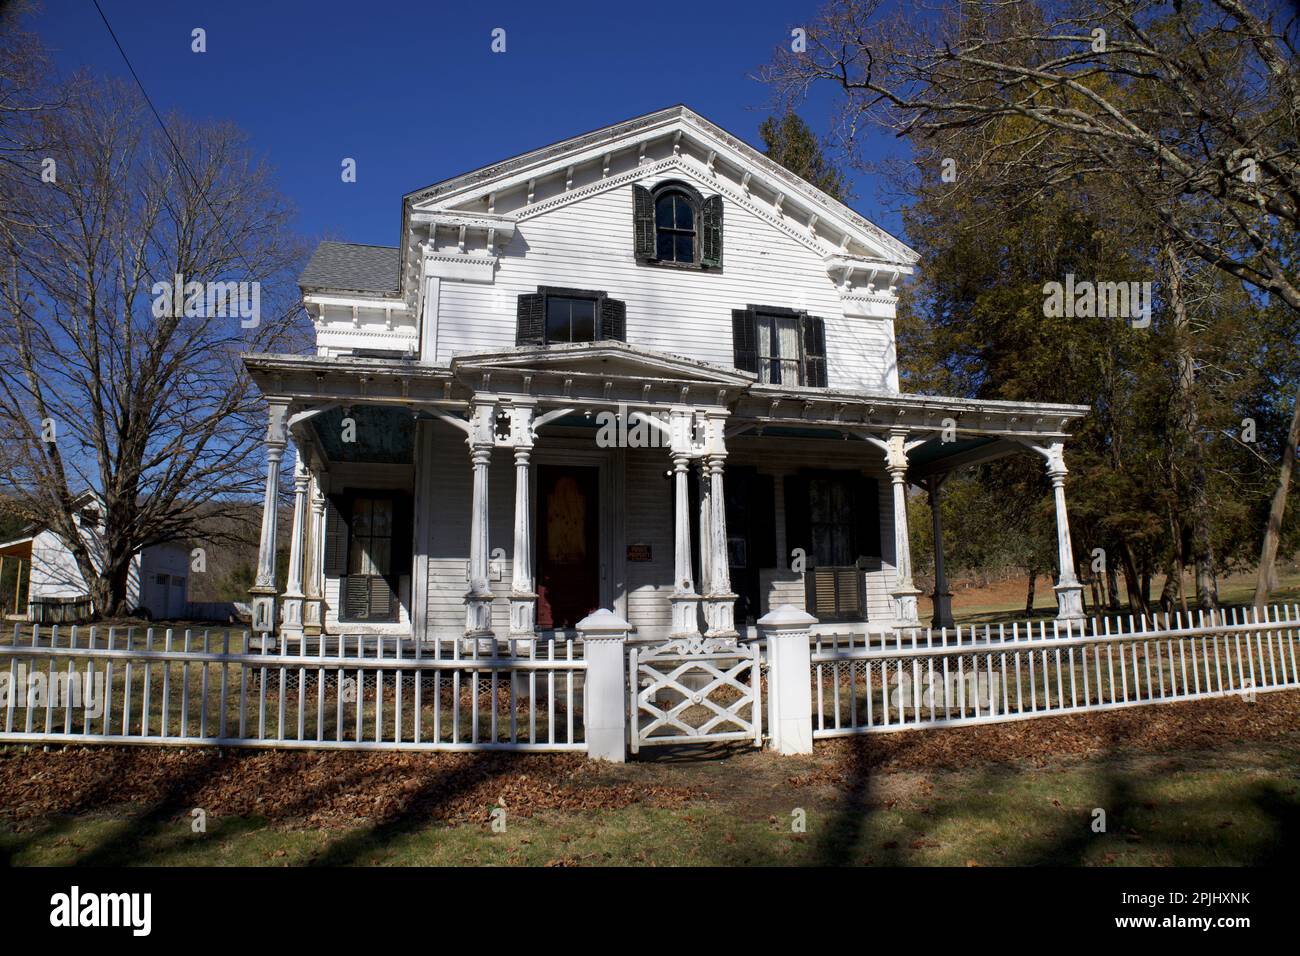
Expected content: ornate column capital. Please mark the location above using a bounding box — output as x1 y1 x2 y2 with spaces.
265 396 291 448
884 431 910 476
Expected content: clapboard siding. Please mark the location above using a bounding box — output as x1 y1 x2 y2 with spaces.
624 446 675 638
433 180 896 392
422 419 517 641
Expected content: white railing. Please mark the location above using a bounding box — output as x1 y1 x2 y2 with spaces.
810 604 1300 737
0 625 586 751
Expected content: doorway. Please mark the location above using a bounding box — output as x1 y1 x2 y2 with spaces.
536 465 600 629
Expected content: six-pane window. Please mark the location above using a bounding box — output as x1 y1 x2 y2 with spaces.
654 190 696 263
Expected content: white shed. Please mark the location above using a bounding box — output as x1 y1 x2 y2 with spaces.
0 493 192 622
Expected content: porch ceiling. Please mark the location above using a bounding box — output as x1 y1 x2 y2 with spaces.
311 405 415 464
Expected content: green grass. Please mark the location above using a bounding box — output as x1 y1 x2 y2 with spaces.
4 746 1296 866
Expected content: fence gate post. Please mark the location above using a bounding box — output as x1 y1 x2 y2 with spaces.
577 608 631 762
757 605 817 755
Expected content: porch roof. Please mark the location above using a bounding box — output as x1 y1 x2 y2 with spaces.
245 346 1089 475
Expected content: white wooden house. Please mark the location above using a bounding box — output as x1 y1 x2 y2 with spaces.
244 106 1088 646
0 492 192 622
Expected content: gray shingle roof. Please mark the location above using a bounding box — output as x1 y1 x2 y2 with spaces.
299 241 401 295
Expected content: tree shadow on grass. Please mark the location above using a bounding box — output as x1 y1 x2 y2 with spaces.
0 747 227 866
812 737 899 867
2 746 523 867
305 753 521 866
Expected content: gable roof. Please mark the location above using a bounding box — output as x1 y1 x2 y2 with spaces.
403 105 916 265
299 241 401 295
400 106 920 270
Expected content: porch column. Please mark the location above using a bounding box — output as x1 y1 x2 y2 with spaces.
250 398 290 637
704 412 737 638
465 399 496 643
303 470 326 634
925 474 955 630
885 431 922 625
696 459 713 631
1040 442 1085 622
279 452 310 642
669 408 701 639
509 403 537 640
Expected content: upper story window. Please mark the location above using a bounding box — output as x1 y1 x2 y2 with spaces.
756 312 802 385
633 182 723 270
655 189 697 263
516 287 627 347
731 305 828 387
546 295 597 343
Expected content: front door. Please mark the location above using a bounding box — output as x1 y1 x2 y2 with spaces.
536 465 599 629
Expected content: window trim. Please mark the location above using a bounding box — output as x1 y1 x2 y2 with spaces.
755 308 807 387
653 186 699 267
640 181 706 271
536 286 607 346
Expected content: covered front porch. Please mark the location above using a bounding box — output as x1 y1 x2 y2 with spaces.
242 342 1089 647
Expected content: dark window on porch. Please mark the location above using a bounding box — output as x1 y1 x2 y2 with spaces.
516 287 626 347
323 491 412 623
731 306 827 387
784 470 880 623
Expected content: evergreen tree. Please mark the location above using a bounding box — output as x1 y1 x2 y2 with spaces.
759 111 847 201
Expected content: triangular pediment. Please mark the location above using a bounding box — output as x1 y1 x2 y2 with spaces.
404 105 916 269
450 341 754 388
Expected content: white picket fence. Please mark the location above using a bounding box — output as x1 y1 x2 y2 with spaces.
0 625 586 751
809 604 1300 737
0 604 1296 758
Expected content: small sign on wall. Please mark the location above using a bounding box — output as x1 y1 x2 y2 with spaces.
626 543 652 562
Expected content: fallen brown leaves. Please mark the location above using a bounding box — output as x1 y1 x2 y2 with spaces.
791 690 1300 786
2 691 1296 832
0 748 702 830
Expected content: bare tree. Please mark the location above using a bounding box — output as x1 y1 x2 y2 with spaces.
0 75 307 616
764 0 1299 605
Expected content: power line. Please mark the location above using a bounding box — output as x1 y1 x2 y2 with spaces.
90 0 268 314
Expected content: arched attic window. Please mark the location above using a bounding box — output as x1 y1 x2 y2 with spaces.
633 181 722 270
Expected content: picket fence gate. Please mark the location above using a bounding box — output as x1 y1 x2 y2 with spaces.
0 603 1295 760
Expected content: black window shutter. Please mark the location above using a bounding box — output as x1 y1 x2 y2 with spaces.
323 494 350 576
852 474 882 559
599 297 627 341
753 473 776 568
701 194 723 269
392 493 414 577
783 474 810 570
515 293 545 346
731 308 757 373
345 576 370 619
632 185 655 260
802 315 828 387
369 576 395 619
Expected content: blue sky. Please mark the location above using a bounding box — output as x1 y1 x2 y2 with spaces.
32 0 910 250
